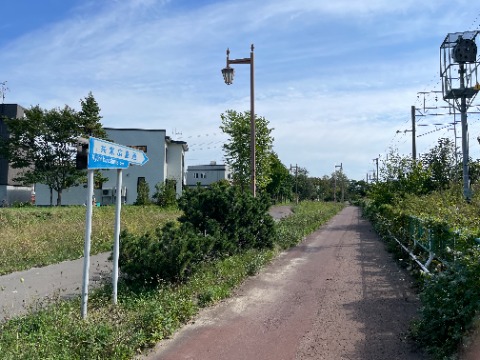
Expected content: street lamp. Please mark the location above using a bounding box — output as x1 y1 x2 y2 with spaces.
222 44 256 197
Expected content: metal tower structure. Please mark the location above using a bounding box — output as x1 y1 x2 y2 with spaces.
440 31 480 200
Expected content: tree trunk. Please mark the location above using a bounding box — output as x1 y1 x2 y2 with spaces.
56 190 62 206
49 187 53 206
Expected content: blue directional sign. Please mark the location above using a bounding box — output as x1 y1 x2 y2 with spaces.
88 137 149 169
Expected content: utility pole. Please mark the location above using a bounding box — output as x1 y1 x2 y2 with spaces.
372 157 379 182
411 105 416 161
334 163 342 202
290 164 299 204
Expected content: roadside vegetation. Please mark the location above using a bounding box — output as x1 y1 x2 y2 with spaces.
0 191 343 359
0 206 180 275
360 138 480 359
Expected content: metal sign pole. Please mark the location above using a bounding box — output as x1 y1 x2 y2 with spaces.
81 169 95 319
81 136 148 315
112 169 123 304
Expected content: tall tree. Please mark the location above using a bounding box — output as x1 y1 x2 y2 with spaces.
220 110 274 192
1 106 82 205
295 167 316 201
79 92 108 139
421 138 457 190
79 92 109 189
265 152 292 203
311 176 333 201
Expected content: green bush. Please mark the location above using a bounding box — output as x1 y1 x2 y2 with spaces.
119 222 217 283
119 182 276 284
152 180 177 208
411 253 480 358
179 181 275 253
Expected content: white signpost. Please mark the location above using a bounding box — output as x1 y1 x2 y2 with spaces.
81 137 148 319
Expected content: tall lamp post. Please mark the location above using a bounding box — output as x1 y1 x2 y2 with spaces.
222 44 256 197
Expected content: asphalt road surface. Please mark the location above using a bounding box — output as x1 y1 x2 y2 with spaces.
141 206 424 360
0 252 112 322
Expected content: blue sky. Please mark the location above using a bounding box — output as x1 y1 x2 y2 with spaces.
1 0 480 180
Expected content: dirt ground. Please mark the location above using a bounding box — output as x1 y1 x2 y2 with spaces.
141 206 424 360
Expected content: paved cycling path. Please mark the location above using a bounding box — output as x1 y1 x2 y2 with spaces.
142 206 423 359
0 252 111 321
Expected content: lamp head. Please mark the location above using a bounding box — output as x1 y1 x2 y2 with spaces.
222 66 234 85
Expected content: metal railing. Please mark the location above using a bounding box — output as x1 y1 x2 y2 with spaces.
372 213 478 274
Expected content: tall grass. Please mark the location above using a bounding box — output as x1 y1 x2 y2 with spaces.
0 206 180 275
0 201 344 359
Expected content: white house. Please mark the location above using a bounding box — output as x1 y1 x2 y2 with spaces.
35 128 188 205
186 162 232 188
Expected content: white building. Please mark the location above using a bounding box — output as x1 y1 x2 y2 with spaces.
35 128 188 205
186 162 232 188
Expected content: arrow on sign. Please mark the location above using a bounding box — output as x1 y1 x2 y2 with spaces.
88 137 149 169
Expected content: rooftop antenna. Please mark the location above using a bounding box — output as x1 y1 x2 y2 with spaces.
440 31 480 201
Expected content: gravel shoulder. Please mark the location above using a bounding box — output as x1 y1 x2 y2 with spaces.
141 206 424 360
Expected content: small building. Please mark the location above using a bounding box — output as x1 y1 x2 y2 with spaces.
0 104 33 205
186 162 232 188
35 128 188 205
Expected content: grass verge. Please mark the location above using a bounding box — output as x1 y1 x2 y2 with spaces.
0 206 180 275
0 201 344 359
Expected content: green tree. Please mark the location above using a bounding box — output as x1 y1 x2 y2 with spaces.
265 152 292 203
294 167 316 201
79 92 108 139
153 180 177 207
311 176 334 201
220 110 274 192
347 179 369 201
421 138 457 190
0 93 107 206
1 105 85 206
79 92 109 189
134 179 151 205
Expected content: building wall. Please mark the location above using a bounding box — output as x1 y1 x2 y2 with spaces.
166 141 187 196
34 128 187 206
0 104 33 205
100 128 168 204
186 163 232 187
35 183 99 206
0 104 27 186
